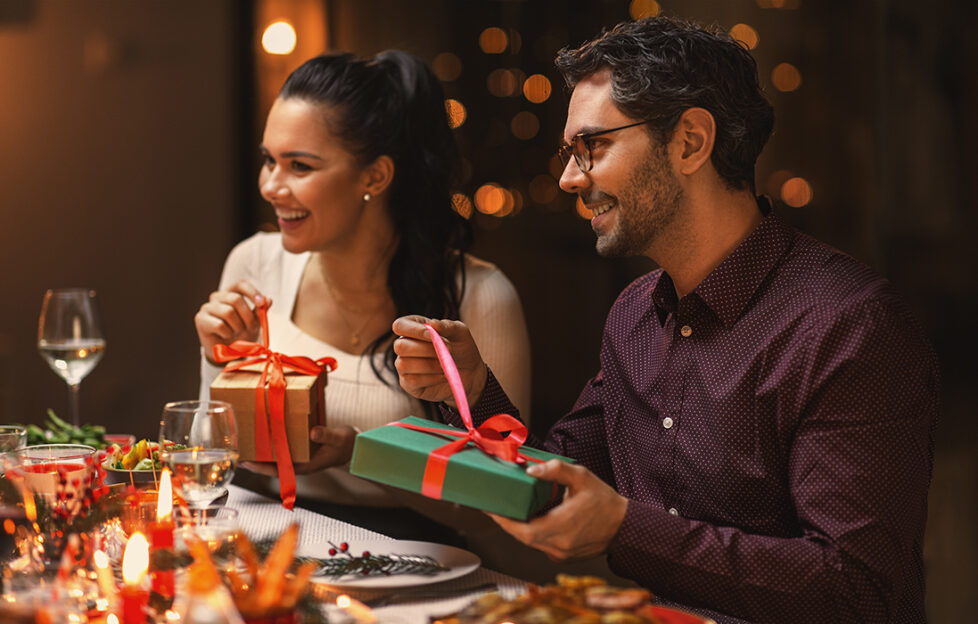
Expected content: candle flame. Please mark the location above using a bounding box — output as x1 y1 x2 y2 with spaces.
157 469 173 520
94 549 110 569
122 532 149 585
337 595 352 608
23 488 37 522
107 614 120 624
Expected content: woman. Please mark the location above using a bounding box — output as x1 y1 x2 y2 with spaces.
195 50 531 535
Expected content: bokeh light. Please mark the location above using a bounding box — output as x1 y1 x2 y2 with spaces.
474 183 514 216
445 99 467 128
451 193 473 219
479 27 508 54
262 21 297 55
576 197 593 219
487 68 521 97
757 0 800 8
772 62 802 92
511 111 540 140
730 24 759 50
780 177 813 207
523 74 552 103
529 174 560 205
432 52 462 82
629 0 661 19
766 169 794 198
509 29 523 54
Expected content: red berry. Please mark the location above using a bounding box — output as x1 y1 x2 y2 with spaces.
340 542 349 552
328 548 337 556
362 551 371 557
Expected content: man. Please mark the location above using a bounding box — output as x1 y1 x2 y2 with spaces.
392 16 938 624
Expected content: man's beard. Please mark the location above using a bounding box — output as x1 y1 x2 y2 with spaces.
595 140 684 258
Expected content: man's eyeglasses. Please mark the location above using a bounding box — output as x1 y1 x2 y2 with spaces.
557 119 653 173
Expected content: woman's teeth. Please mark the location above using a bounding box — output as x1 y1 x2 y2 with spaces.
277 209 308 221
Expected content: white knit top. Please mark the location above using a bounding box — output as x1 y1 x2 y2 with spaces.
199 232 531 505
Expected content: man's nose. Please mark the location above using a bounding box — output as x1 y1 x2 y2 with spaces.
558 159 590 195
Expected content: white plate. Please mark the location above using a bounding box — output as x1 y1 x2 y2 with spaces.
300 539 480 589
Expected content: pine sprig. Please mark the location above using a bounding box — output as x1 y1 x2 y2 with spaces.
300 541 449 578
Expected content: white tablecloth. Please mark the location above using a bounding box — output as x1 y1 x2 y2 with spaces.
226 485 527 623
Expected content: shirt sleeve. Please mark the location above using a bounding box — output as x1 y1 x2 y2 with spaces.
607 299 939 623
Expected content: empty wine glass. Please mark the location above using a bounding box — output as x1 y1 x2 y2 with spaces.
37 288 106 427
158 401 238 509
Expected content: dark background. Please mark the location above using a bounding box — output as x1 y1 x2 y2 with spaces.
0 1 973 620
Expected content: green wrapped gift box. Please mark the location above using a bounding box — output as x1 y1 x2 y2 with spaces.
350 416 573 521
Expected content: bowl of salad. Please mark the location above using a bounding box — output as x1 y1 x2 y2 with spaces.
102 439 182 486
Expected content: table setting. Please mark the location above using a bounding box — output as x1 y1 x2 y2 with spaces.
0 291 712 624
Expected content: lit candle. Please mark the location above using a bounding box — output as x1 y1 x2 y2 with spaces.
93 549 118 603
337 594 377 623
149 469 175 597
121 531 150 624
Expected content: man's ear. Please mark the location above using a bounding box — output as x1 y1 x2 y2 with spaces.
674 107 716 176
361 154 395 197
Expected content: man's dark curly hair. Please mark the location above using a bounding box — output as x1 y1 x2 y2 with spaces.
556 17 774 193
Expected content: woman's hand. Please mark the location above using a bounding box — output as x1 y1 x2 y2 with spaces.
241 425 358 476
194 280 271 364
392 315 488 408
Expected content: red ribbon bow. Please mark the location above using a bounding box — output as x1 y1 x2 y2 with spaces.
392 323 543 500
212 303 336 509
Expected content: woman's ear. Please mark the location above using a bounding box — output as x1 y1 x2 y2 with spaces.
674 107 716 177
362 155 395 197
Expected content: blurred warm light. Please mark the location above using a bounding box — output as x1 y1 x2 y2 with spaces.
530 174 560 204
157 469 173 520
730 24 759 50
576 197 593 219
781 177 813 207
629 0 661 19
549 154 566 179
122 532 149 585
766 169 794 197
262 20 297 55
445 99 467 128
479 27 508 54
451 193 473 219
772 62 802 91
757 0 799 7
511 112 540 140
509 29 523 54
487 68 520 97
433 52 462 82
474 184 514 216
523 74 552 103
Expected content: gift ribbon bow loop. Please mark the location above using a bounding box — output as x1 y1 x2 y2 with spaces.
211 303 335 509
392 323 539 500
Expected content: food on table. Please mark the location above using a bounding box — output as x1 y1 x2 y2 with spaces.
16 409 106 448
226 522 317 618
105 439 186 471
445 575 668 623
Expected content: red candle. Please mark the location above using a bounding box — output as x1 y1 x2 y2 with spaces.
121 532 150 624
150 469 176 597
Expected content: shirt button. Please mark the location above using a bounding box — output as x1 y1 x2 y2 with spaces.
680 325 692 337
668 507 679 516
662 417 674 429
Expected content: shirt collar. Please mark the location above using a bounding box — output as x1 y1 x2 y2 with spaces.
650 197 794 328
694 198 793 328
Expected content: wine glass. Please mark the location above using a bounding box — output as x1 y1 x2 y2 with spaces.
159 401 238 509
37 288 106 427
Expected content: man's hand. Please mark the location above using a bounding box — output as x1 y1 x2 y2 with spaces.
392 316 488 408
489 459 628 561
241 425 357 476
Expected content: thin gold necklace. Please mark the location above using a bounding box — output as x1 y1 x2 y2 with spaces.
324 279 386 347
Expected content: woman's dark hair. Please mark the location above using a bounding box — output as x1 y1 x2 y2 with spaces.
278 50 472 387
556 17 774 193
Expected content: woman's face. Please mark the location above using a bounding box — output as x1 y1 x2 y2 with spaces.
258 97 369 254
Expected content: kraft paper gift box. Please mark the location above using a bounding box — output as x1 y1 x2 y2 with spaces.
210 362 326 463
350 415 572 521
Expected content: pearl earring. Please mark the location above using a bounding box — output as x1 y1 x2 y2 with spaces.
363 192 371 202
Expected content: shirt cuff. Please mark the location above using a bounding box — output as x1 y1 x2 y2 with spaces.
607 498 686 590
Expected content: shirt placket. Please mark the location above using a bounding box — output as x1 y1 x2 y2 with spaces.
660 307 693 517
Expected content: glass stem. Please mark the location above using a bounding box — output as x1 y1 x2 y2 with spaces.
68 383 81 427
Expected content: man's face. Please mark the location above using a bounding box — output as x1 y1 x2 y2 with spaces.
558 69 684 258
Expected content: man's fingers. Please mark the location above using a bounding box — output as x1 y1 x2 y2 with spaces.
392 315 433 340
526 459 581 488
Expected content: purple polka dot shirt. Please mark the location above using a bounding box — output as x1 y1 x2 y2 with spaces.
455 209 939 623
